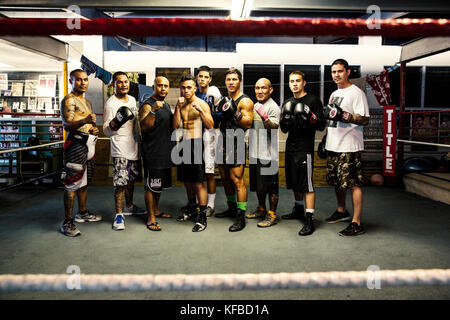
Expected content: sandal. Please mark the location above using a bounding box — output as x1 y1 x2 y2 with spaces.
146 222 161 231
155 211 172 219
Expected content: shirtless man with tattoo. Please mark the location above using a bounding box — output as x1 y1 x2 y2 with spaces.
60 69 101 237
173 74 214 232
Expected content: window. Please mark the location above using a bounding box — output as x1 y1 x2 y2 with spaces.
425 67 450 108
387 66 422 108
243 64 281 105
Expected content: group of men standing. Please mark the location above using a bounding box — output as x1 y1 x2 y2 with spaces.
59 58 370 238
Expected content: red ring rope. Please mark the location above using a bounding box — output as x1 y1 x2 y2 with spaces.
0 18 448 37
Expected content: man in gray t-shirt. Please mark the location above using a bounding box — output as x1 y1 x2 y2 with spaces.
247 78 281 228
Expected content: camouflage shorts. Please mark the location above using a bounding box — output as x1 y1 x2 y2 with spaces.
113 158 140 187
326 151 363 188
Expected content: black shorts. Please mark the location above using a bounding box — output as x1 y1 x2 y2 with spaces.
249 158 279 195
285 151 314 193
220 133 246 168
176 138 206 183
144 167 172 193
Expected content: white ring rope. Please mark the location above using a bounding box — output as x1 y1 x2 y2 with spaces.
397 139 450 148
1 269 449 292
0 141 63 155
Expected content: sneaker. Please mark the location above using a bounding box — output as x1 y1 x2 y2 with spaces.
74 210 102 223
281 205 304 220
60 219 81 237
325 210 351 224
338 222 365 236
257 214 278 228
176 206 198 222
123 205 147 216
192 210 207 232
205 207 215 218
216 202 238 218
245 207 267 219
112 214 125 231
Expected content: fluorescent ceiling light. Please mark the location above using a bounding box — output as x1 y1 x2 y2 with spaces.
230 0 253 19
0 62 13 68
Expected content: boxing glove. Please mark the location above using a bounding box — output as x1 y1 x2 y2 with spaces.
218 96 242 122
293 101 308 128
317 134 327 159
206 86 222 109
303 104 318 124
109 106 134 131
254 102 269 122
323 103 352 123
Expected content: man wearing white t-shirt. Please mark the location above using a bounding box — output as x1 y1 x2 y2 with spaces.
322 59 370 236
103 72 145 231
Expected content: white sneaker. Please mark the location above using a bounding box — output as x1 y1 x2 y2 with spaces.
112 214 125 231
123 205 147 216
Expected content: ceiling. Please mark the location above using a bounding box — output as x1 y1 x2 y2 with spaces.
0 1 449 47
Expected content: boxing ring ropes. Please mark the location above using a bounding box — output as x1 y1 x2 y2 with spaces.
0 16 450 292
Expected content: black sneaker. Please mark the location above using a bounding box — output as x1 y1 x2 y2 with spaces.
215 202 237 218
325 210 351 224
338 222 365 236
177 203 198 222
281 205 304 220
192 210 207 232
60 219 81 237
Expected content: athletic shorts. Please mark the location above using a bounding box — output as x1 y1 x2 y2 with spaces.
285 151 314 193
112 157 141 187
249 158 279 195
176 138 206 183
62 131 97 192
326 151 363 188
144 167 172 193
220 133 246 168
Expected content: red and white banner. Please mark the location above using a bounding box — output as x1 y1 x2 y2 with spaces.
383 105 397 176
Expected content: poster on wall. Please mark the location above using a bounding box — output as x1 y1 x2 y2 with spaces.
0 73 7 91
11 82 24 96
38 74 56 97
24 80 38 96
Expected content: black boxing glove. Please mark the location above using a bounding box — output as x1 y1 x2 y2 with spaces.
281 100 295 123
317 134 328 159
303 104 318 125
109 106 134 131
323 103 352 123
293 101 307 129
218 97 242 122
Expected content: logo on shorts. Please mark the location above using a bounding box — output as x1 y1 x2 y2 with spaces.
150 178 162 188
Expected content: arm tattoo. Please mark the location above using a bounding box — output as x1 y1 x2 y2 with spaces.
351 114 369 126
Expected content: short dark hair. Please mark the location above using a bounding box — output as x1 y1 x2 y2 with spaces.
289 71 306 81
331 59 349 70
179 74 196 84
70 69 86 79
112 71 128 83
225 67 242 81
195 65 212 77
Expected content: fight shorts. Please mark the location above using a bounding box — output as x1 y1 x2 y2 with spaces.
62 131 97 191
285 151 314 193
249 158 279 195
203 129 218 174
177 138 206 183
219 131 246 168
112 158 141 187
144 166 172 193
326 151 363 188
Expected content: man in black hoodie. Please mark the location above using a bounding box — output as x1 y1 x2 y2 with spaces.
280 71 326 236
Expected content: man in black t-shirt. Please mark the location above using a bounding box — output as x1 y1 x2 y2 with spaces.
139 76 175 232
280 71 326 236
